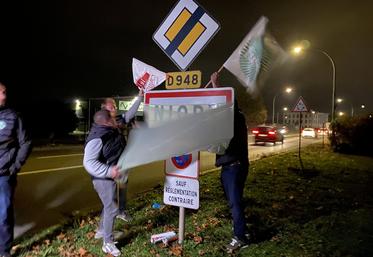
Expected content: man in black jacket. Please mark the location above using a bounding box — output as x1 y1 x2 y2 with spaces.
0 82 31 257
210 73 250 252
83 109 126 257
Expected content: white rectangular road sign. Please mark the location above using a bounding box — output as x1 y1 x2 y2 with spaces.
153 0 220 71
164 176 199 210
144 88 234 127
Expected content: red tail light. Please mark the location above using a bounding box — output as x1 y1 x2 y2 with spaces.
268 131 276 135
252 130 259 134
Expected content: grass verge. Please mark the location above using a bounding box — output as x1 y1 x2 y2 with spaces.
14 144 373 256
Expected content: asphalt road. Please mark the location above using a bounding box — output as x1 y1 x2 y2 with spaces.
14 134 324 238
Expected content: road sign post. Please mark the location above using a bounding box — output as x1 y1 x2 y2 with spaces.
292 96 309 171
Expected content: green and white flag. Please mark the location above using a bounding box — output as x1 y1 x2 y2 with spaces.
223 16 286 93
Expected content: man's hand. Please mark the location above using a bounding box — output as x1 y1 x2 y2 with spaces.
110 165 121 179
210 72 220 88
138 88 144 97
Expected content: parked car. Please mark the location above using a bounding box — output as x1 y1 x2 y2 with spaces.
252 126 284 145
301 128 317 138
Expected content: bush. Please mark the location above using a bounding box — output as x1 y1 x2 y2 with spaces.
330 116 373 156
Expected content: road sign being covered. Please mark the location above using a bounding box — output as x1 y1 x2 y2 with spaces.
153 0 220 71
292 96 309 112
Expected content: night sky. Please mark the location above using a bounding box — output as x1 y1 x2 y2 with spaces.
1 0 372 115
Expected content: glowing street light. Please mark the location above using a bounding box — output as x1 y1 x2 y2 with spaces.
361 104 366 109
75 99 81 111
337 98 343 103
292 43 336 121
293 46 302 55
338 112 344 116
283 107 288 111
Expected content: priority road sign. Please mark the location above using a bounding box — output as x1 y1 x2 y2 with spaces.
292 96 309 112
153 0 220 71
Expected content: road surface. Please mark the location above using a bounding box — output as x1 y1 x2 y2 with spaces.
14 134 324 238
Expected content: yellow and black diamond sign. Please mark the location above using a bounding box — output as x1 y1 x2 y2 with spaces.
153 0 220 71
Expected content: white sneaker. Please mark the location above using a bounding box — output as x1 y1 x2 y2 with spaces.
102 242 121 256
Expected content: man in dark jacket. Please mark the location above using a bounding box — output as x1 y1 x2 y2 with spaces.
100 92 143 223
83 109 125 257
210 73 250 252
0 82 31 257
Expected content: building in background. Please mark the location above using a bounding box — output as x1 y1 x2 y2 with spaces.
283 111 329 129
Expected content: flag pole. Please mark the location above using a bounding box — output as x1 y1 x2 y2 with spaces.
204 65 224 88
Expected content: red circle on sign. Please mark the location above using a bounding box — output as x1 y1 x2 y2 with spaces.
171 154 192 169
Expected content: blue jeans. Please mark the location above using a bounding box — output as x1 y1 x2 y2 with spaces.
92 179 119 243
0 175 16 255
221 162 248 241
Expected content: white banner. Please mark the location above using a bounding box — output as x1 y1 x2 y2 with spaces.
132 58 166 92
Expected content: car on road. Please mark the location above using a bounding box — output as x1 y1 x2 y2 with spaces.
252 126 284 145
279 126 288 135
301 128 317 138
317 128 329 136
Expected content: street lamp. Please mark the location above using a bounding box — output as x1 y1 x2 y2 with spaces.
272 87 293 125
336 98 355 117
292 44 336 121
338 111 344 117
283 107 288 111
361 104 365 109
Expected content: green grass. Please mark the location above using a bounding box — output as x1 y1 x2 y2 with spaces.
14 144 373 256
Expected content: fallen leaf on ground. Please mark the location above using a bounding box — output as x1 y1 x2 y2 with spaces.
193 236 203 245
57 232 66 240
86 231 95 240
78 247 87 256
169 244 183 256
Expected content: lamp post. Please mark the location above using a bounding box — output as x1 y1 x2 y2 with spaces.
293 46 336 121
272 87 292 125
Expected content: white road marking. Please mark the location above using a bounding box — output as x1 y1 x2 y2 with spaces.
19 165 84 176
36 153 83 159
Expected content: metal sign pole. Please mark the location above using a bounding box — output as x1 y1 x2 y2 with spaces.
178 207 185 244
298 112 304 171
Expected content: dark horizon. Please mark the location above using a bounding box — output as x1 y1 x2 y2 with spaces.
1 0 372 115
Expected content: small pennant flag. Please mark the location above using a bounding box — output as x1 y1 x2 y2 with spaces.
132 58 166 92
223 16 287 93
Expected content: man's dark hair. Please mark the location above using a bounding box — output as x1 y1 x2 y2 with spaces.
94 110 112 125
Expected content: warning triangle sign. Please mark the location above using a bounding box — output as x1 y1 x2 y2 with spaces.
292 96 309 112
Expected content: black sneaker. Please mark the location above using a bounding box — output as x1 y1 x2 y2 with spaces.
226 236 249 253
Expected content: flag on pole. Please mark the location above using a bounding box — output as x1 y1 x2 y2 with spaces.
223 16 286 93
132 58 166 92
